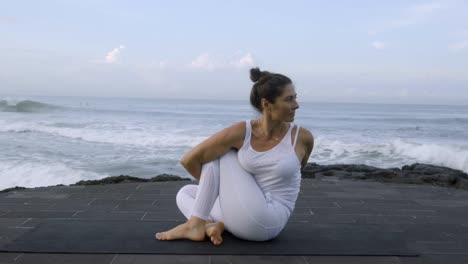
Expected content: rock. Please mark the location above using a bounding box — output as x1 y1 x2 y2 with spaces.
0 174 192 193
149 174 191 182
2 163 467 193
301 162 468 190
367 170 400 179
0 186 27 193
72 175 148 186
402 163 468 178
72 174 190 186
343 164 381 173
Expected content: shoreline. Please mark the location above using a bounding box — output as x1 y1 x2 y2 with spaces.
1 162 467 193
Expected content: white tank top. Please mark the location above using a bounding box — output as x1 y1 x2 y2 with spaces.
238 120 302 215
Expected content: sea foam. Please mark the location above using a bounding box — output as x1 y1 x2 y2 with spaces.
0 160 106 191
313 137 468 173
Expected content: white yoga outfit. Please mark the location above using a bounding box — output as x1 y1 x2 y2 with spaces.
176 120 302 241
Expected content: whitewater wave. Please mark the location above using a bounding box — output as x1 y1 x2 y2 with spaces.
0 119 208 148
2 117 467 173
0 99 63 113
312 137 468 173
0 160 108 192
391 138 468 173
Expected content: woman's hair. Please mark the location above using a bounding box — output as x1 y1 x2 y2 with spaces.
249 67 292 113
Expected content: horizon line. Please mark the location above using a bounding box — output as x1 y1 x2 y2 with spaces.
1 93 467 107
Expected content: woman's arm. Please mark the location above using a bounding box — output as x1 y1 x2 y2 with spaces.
179 121 245 181
179 159 203 182
300 128 315 171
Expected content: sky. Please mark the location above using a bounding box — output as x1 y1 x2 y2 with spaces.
1 0 468 105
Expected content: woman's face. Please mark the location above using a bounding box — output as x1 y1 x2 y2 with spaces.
263 83 300 122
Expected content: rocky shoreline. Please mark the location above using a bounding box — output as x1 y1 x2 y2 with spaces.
302 162 468 190
1 163 467 193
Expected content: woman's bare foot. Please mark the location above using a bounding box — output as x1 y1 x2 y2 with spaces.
155 221 206 241
205 221 225 246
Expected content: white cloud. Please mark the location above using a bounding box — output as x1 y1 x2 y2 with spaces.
371 41 386 50
105 45 125 64
190 52 215 70
367 29 378 36
449 40 468 52
232 52 256 67
189 51 256 70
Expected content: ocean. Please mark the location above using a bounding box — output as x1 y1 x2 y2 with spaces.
1 95 468 191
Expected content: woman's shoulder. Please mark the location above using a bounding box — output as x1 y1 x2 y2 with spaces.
231 120 248 130
296 125 314 148
224 120 248 149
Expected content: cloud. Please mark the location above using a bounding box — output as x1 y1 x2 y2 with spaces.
105 45 125 64
189 51 256 70
371 41 386 50
449 40 468 52
190 53 215 70
232 52 255 67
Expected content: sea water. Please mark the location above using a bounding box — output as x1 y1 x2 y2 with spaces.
1 95 468 191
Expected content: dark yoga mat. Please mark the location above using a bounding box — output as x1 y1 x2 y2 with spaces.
0 219 418 256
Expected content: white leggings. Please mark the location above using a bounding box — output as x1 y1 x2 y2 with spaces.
176 149 290 241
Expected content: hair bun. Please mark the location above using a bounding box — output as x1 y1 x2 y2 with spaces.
250 67 270 83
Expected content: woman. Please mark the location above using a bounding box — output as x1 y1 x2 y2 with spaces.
155 67 314 245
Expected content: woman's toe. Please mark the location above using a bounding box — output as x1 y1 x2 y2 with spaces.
155 232 163 240
211 236 221 245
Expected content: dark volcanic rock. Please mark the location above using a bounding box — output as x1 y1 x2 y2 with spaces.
0 174 191 193
301 162 468 190
0 186 27 193
149 173 192 182
2 163 467 193
72 175 148 185
72 174 190 186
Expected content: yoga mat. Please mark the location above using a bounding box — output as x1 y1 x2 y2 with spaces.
0 220 418 256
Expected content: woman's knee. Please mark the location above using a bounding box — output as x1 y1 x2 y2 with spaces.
219 149 244 177
203 157 220 172
176 184 197 207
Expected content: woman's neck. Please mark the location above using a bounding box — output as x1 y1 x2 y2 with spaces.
257 117 285 139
